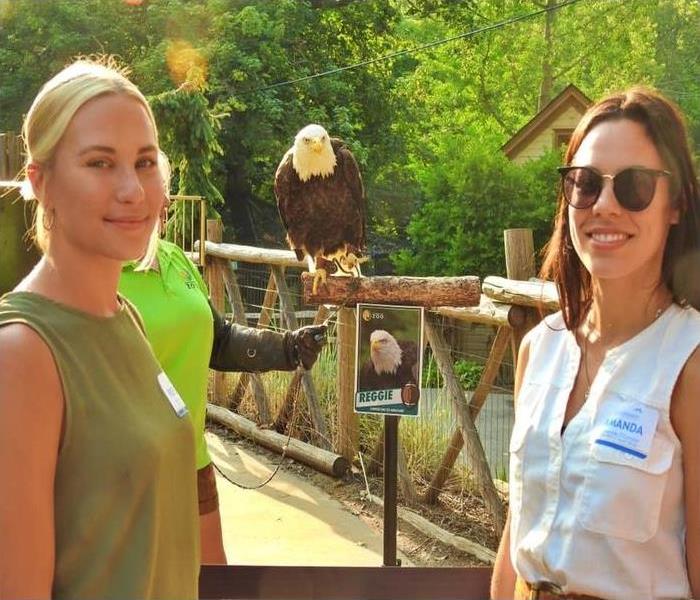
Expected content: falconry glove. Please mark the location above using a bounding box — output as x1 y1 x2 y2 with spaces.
285 324 328 370
209 300 289 372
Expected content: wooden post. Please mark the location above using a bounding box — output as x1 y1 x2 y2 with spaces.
423 326 511 504
365 419 416 504
336 307 358 463
503 229 538 370
221 261 271 423
366 428 384 476
258 273 279 328
271 266 330 449
424 314 505 533
273 305 330 433
206 219 227 405
397 424 418 507
230 273 278 411
504 229 535 282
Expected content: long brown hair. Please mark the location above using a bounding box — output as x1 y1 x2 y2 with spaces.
540 87 700 330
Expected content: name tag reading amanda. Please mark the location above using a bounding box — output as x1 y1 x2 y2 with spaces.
593 401 659 459
158 372 188 418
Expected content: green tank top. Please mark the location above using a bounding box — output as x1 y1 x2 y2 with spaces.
0 292 199 600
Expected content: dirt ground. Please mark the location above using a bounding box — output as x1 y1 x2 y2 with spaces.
208 422 500 568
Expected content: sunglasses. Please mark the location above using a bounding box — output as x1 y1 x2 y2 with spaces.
557 166 671 212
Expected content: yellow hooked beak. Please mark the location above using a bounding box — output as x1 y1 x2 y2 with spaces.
311 138 324 154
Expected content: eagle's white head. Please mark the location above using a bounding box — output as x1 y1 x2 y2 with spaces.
292 124 337 182
370 330 403 375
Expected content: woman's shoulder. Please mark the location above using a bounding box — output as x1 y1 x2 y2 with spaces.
666 303 700 339
0 321 60 399
523 310 568 347
0 320 50 353
673 302 700 323
157 239 186 258
158 240 198 272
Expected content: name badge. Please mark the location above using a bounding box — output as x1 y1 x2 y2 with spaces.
158 372 188 418
593 401 658 459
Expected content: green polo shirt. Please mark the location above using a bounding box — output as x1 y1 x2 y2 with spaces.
120 240 214 469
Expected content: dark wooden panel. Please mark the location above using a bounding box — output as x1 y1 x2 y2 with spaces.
199 565 492 600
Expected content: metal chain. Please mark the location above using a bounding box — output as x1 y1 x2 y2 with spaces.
211 369 302 490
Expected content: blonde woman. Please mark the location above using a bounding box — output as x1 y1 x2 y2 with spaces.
0 60 199 599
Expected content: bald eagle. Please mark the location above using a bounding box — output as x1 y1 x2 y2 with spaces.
275 124 366 294
360 330 420 405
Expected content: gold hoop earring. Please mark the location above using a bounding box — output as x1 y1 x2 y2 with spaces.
42 208 55 231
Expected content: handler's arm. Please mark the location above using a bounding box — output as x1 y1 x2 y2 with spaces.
671 346 700 598
490 335 531 600
0 325 63 599
208 300 326 372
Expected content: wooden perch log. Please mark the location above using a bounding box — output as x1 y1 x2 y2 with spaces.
482 276 559 311
303 274 481 308
435 296 526 328
207 404 349 478
199 240 306 268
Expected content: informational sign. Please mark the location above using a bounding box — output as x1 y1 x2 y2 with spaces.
354 303 424 417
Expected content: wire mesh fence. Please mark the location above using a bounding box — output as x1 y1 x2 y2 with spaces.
214 258 516 486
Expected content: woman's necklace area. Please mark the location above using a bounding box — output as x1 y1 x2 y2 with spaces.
579 305 666 400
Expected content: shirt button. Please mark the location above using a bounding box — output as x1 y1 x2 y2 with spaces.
247 348 257 358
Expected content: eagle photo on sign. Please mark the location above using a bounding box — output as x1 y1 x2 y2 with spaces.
355 304 423 417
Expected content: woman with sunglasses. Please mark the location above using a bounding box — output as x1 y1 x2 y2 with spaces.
491 88 700 600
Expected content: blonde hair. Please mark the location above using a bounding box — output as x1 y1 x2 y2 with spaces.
157 149 172 195
22 56 160 261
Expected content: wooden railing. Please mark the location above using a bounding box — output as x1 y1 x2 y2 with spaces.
166 195 207 266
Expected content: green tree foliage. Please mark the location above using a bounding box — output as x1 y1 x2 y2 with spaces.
386 0 700 276
1 0 698 274
150 88 225 206
393 146 560 278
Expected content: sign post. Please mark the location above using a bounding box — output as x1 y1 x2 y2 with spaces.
354 303 424 566
382 414 399 566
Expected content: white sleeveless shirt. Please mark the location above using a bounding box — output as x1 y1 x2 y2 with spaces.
509 303 700 600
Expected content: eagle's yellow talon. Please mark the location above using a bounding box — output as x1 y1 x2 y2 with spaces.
311 268 327 295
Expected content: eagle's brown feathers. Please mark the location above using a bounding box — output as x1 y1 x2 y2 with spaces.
275 135 366 266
